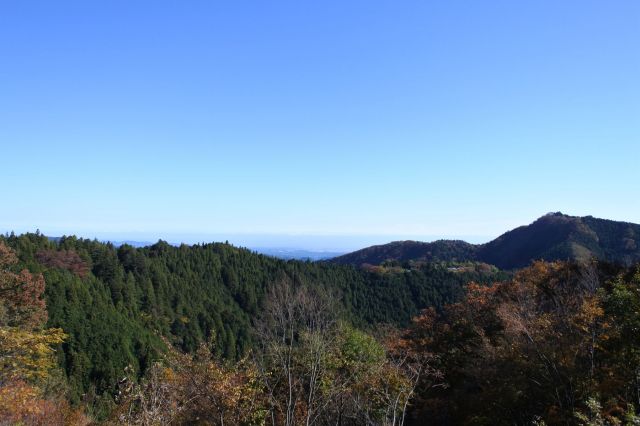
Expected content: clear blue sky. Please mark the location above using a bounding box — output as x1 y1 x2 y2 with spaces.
1 1 639 250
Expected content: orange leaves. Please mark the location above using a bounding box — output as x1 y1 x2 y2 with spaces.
0 242 18 267
401 260 635 424
0 380 54 425
400 308 438 353
0 380 88 426
464 281 501 307
0 380 40 419
573 296 606 333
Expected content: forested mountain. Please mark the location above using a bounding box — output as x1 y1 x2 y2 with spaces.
0 232 502 408
329 240 478 266
331 213 640 269
3 231 640 425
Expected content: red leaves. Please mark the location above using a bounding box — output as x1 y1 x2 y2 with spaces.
0 242 77 424
36 249 90 278
0 242 18 266
0 242 48 329
402 261 626 424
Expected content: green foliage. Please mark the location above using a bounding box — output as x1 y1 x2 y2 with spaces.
1 232 479 402
6 231 640 424
338 324 385 368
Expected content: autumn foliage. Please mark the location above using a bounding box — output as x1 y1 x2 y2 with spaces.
4 232 640 425
0 241 85 425
112 341 264 425
403 261 640 425
36 249 90 278
113 280 433 426
0 242 48 328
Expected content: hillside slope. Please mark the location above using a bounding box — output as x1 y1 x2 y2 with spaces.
3 232 500 400
331 240 479 266
331 213 640 269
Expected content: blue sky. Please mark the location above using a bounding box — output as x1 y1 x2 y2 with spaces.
1 1 639 250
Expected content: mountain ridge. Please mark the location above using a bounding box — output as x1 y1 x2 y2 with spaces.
330 213 640 269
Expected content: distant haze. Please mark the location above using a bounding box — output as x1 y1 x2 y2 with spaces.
32 231 493 253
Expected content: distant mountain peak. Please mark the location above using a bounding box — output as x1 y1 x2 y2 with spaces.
330 213 640 269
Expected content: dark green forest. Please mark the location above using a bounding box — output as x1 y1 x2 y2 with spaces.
1 232 501 403
4 231 640 425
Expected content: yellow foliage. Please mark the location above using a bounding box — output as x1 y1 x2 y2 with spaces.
0 326 67 382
